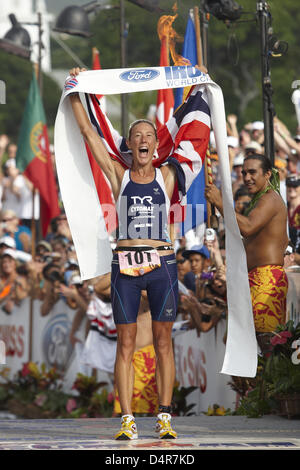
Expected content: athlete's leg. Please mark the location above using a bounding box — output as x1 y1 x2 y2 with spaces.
152 320 175 408
152 320 177 439
114 323 137 415
146 254 178 407
111 255 142 417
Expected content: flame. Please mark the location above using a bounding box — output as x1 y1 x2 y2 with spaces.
157 10 191 67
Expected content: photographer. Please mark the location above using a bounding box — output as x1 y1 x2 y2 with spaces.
66 273 94 347
179 291 226 334
40 261 65 316
203 228 227 283
234 185 251 216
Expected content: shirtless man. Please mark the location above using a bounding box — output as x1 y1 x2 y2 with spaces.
205 153 289 334
68 67 178 440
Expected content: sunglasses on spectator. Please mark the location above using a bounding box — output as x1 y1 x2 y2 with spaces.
176 259 187 264
2 217 15 222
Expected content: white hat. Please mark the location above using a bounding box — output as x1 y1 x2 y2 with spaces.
227 136 239 148
0 236 16 249
252 121 264 131
69 274 82 286
245 141 263 152
1 248 17 259
65 258 79 269
233 152 245 166
4 158 16 168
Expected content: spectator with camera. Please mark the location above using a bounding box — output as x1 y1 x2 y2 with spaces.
286 175 300 254
63 273 94 346
284 242 300 271
40 259 66 316
234 185 251 215
47 212 72 246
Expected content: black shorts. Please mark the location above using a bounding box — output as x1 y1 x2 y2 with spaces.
111 253 178 324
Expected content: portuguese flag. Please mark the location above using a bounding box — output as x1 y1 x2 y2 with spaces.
16 70 60 236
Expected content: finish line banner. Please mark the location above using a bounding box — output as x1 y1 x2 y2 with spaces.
54 66 258 378
62 66 211 96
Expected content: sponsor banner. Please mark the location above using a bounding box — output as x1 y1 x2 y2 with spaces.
63 66 211 97
0 299 29 375
174 320 237 413
32 299 89 391
0 299 88 391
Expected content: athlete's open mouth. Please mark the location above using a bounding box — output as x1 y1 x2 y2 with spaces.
139 146 149 155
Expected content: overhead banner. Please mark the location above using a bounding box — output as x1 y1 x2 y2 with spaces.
62 66 211 96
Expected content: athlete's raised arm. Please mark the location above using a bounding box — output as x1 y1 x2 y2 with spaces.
68 68 124 200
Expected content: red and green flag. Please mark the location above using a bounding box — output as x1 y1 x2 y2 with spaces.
16 70 60 236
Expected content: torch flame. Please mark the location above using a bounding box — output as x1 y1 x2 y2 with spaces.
157 9 191 67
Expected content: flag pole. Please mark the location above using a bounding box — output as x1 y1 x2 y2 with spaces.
28 64 40 362
32 63 39 257
193 6 218 229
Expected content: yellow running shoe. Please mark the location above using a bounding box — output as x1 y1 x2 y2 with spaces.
155 413 177 439
115 415 138 440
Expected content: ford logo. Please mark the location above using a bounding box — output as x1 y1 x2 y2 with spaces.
120 69 160 82
42 313 73 372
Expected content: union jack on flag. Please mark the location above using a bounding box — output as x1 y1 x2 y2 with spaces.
84 84 211 228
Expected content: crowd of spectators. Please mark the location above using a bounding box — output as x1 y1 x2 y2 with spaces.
0 111 299 363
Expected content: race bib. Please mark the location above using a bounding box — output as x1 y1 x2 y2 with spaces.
118 249 161 276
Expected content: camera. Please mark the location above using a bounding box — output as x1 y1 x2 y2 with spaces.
47 270 64 283
201 271 214 281
205 228 215 241
200 297 215 322
42 263 65 284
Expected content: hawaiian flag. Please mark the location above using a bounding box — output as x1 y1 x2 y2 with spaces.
84 83 210 232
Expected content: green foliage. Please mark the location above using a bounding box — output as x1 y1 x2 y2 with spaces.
206 0 300 131
235 387 275 418
263 321 300 396
0 51 61 140
0 365 113 418
172 384 198 416
234 321 300 418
